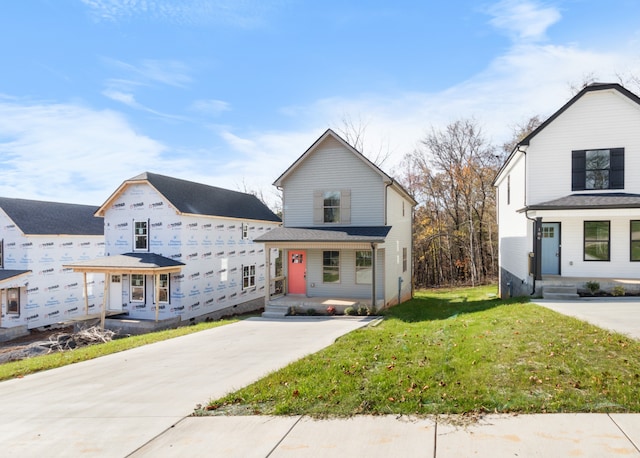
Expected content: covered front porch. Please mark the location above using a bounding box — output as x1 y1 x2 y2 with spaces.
255 226 391 318
65 252 184 329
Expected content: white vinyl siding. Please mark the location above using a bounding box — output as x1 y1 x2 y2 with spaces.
282 136 384 227
527 89 640 204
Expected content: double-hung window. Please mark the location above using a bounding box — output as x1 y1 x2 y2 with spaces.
314 190 351 224
355 251 372 284
572 148 624 191
584 221 610 261
631 221 640 261
323 251 340 283
134 221 148 251
7 288 19 314
131 274 145 301
242 264 256 289
323 191 341 223
158 274 169 302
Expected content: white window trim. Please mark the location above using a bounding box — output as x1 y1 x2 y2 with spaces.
158 273 169 303
134 220 148 251
130 274 145 302
242 264 256 290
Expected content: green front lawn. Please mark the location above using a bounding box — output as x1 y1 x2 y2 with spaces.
205 285 640 416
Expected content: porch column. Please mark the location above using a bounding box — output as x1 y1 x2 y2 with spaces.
264 246 271 307
101 271 109 329
83 272 89 315
534 217 543 281
371 243 377 312
154 273 161 323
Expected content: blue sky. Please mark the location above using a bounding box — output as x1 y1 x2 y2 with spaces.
1 0 639 208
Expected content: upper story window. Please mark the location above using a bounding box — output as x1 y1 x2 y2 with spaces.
572 148 624 191
323 191 341 223
242 223 249 239
134 221 148 251
314 190 351 224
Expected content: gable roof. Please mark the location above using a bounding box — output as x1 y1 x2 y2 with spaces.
494 83 640 186
0 197 103 236
274 129 417 206
66 252 185 274
96 172 281 222
520 82 640 146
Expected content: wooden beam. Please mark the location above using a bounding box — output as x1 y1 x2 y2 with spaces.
264 246 271 307
154 273 160 323
100 271 109 329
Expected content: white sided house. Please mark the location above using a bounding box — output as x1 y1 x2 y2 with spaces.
0 197 104 340
67 173 281 332
257 129 416 316
494 83 640 298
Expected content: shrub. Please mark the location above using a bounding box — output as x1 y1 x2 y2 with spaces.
289 306 298 316
585 281 600 295
612 285 625 297
306 308 316 316
344 307 356 316
357 306 370 316
326 306 336 315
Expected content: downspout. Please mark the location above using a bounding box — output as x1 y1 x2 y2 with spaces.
519 146 540 296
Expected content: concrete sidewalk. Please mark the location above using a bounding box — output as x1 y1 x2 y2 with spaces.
0 316 374 457
133 413 640 457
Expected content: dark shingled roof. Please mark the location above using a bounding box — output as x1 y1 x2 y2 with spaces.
524 193 640 211
0 270 31 282
255 226 391 243
131 172 281 222
67 252 185 270
0 197 103 235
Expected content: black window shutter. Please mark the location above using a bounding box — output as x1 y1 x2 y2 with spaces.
610 148 624 189
571 150 586 191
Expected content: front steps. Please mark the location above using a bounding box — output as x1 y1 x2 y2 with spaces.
262 304 290 318
542 285 579 300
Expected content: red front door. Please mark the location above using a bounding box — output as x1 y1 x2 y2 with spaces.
288 250 306 295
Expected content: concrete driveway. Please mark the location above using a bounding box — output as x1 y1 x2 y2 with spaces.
0 316 374 457
534 297 640 339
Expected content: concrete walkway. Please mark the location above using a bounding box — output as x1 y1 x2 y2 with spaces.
534 296 640 339
0 316 374 457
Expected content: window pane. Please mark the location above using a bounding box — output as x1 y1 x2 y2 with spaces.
632 221 640 261
585 150 611 190
356 251 372 284
584 221 609 261
323 251 340 283
323 191 340 223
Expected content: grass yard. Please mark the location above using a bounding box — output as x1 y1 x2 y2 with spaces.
205 285 640 417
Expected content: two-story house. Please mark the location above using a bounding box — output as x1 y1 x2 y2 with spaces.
494 83 640 298
68 172 281 331
256 129 416 316
0 197 104 340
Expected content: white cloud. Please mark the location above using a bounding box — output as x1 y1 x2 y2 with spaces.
0 100 168 204
81 0 275 28
190 99 231 116
487 0 561 43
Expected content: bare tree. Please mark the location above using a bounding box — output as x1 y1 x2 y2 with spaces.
335 114 392 167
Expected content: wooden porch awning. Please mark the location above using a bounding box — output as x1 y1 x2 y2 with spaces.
64 252 185 274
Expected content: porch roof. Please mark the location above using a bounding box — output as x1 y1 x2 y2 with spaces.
255 226 391 244
520 193 640 212
0 270 31 287
64 252 185 274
